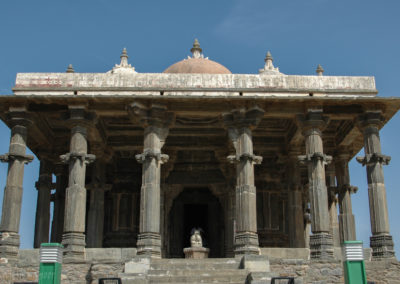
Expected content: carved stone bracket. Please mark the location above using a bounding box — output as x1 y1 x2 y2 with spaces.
0 153 34 164
60 152 96 164
356 153 391 166
35 180 56 191
227 153 263 164
298 152 332 165
337 184 358 194
135 149 169 164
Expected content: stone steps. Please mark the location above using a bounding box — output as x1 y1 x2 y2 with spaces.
150 258 241 270
121 258 249 284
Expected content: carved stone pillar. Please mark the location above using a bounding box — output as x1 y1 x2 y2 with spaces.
50 164 67 243
298 109 334 259
60 106 96 261
223 107 264 255
335 153 357 243
33 159 53 248
326 163 340 247
128 102 174 258
356 111 395 259
86 158 111 248
0 107 33 262
287 151 305 248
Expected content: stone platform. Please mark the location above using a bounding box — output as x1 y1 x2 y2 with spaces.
0 248 399 283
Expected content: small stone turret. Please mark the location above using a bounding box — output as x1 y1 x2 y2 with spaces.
108 48 137 74
316 64 324 76
259 51 282 75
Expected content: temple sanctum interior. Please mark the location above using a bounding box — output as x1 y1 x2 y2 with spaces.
0 40 399 283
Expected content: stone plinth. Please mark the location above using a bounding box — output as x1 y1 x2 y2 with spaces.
183 247 209 259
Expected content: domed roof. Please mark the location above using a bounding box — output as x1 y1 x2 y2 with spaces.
163 39 231 74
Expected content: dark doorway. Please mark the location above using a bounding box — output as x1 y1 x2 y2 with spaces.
168 188 224 258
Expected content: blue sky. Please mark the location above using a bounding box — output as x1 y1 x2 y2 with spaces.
0 0 399 257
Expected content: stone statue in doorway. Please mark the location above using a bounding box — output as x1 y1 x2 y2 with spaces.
190 229 203 248
184 227 209 259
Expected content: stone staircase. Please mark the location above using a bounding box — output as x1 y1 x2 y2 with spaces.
121 258 250 284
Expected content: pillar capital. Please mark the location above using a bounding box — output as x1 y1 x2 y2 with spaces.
337 184 358 195
135 149 169 164
356 110 385 131
227 153 262 164
296 109 329 134
0 153 34 164
356 153 391 166
62 105 97 128
127 102 175 130
298 152 332 165
60 152 96 164
6 106 33 128
222 106 264 131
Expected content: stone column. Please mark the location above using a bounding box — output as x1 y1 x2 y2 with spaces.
0 108 33 262
50 164 67 243
33 159 53 248
356 111 395 259
335 153 357 243
223 106 264 255
60 106 96 261
86 159 111 248
128 102 174 258
326 163 340 247
303 207 311 248
287 151 305 248
298 109 334 259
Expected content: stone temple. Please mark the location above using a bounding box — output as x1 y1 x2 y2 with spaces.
0 40 399 283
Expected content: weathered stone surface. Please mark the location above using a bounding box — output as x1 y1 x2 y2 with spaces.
14 73 377 96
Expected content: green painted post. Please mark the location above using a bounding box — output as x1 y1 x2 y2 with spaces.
39 243 63 284
342 241 367 284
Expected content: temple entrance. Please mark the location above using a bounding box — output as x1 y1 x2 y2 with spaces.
167 188 224 258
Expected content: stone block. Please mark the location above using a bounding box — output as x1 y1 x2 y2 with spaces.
124 257 151 274
183 247 209 259
240 255 270 272
87 248 122 262
260 248 310 260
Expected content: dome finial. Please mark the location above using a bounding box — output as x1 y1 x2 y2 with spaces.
120 48 129 67
66 64 75 73
316 64 324 76
190 39 203 59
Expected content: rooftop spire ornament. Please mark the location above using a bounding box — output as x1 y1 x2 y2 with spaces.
259 51 282 75
316 64 324 76
66 64 75 73
108 48 137 74
190 39 204 59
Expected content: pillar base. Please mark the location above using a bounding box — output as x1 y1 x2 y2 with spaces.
234 232 260 256
61 232 86 262
0 232 19 264
310 232 334 259
137 232 161 258
370 234 395 259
